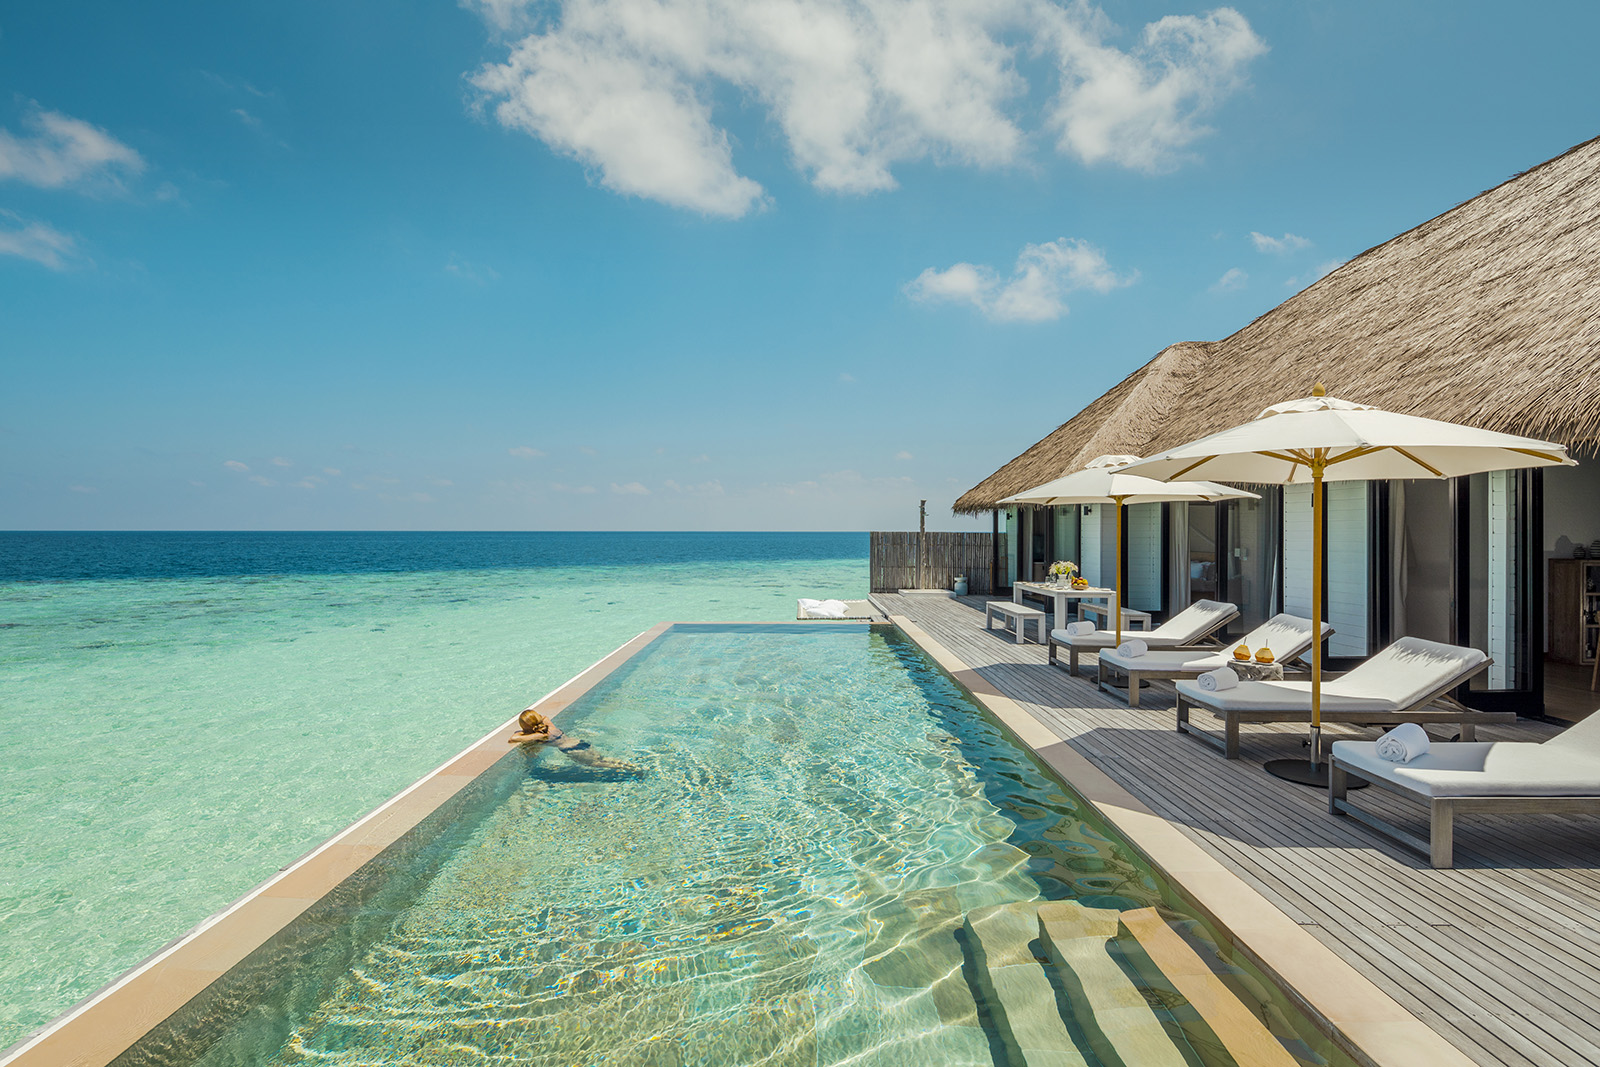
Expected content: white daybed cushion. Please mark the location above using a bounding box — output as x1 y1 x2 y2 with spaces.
1097 648 1234 673
1100 613 1332 674
1240 613 1332 661
1177 636 1488 713
1331 740 1600 798
1055 599 1236 651
1331 704 1600 798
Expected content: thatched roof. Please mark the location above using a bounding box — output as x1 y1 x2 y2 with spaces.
956 134 1600 514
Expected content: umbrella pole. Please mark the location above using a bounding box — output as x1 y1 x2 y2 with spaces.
1266 456 1347 787
1310 461 1324 769
1114 497 1124 648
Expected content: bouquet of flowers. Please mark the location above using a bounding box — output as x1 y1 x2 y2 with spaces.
1048 561 1078 584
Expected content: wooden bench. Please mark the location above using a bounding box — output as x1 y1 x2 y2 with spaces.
985 601 1046 644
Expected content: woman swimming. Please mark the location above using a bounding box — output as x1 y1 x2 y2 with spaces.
509 708 643 774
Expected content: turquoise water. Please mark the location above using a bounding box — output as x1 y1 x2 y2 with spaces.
136 624 1175 1067
0 534 867 1048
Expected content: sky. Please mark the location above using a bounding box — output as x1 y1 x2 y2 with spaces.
2 0 1598 532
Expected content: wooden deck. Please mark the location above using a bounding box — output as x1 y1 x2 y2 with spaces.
873 592 1600 1067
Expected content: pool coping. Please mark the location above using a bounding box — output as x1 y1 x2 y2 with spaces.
0 622 677 1067
887 612 1478 1067
6 615 1470 1067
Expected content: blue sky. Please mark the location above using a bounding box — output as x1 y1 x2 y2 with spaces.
3 0 1597 531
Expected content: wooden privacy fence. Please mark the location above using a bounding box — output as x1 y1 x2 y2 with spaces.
870 531 995 594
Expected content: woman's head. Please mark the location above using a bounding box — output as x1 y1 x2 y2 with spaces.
518 708 550 735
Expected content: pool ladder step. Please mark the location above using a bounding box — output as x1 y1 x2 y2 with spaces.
964 902 1300 1067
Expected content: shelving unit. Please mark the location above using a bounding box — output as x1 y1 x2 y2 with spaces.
1550 558 1600 665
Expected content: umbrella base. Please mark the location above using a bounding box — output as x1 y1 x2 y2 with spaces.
1102 676 1150 691
1264 758 1369 790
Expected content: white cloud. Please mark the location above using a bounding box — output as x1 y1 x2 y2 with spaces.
691 453 711 463
1286 258 1344 289
838 372 856 384
0 105 145 191
552 482 600 494
1209 266 1247 292
1250 230 1311 254
468 1 1263 215
895 450 914 460
906 237 1135 322
323 467 342 476
1046 7 1266 171
68 484 98 494
0 212 77 270
509 445 546 458
610 481 651 495
578 445 598 456
248 475 277 487
223 460 250 472
291 478 320 489
271 456 292 467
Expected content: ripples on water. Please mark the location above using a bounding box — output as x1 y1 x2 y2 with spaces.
164 625 1162 1067
0 533 866 1048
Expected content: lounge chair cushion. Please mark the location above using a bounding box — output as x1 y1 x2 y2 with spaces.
1099 613 1330 674
1177 636 1487 712
1053 599 1236 650
1099 648 1235 673
1331 739 1600 798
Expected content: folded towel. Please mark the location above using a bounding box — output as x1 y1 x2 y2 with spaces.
1376 722 1430 763
1115 639 1148 658
799 598 850 619
1197 667 1238 692
1064 620 1096 636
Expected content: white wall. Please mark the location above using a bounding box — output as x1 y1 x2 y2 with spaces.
1284 481 1370 656
1080 506 1102 587
1326 481 1370 657
1127 503 1162 611
1284 485 1313 618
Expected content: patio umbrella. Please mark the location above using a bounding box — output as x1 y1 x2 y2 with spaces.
1000 454 1258 649
1123 385 1575 785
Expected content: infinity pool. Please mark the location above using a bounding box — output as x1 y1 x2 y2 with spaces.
107 624 1340 1067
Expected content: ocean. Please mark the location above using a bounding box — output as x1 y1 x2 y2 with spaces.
0 531 868 1049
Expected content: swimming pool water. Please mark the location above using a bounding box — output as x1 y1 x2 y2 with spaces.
136 624 1231 1067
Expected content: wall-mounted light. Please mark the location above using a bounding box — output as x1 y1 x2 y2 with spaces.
1083 505 1094 515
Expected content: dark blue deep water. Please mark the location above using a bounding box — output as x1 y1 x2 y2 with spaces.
0 531 868 583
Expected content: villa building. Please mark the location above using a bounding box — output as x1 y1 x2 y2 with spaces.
957 135 1600 719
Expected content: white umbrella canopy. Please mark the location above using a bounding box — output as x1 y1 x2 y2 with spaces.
1119 394 1574 484
1001 454 1258 644
1122 387 1575 784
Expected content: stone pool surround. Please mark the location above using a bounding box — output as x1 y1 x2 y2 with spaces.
3 619 1471 1067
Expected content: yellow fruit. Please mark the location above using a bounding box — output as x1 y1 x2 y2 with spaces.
1232 645 1251 661
1255 647 1275 664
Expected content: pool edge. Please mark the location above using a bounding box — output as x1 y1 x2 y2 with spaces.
885 612 1476 1067
0 622 676 1067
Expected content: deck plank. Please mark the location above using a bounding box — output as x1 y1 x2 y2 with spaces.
872 592 1600 1067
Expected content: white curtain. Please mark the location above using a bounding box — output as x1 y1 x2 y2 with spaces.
1168 502 1190 614
1390 483 1408 638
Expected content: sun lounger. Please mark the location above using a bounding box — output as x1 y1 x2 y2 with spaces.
1094 614 1332 707
1048 600 1238 676
1175 636 1509 759
1330 710 1600 867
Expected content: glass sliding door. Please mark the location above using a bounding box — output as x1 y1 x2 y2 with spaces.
1461 469 1539 706
1187 502 1219 604
1226 490 1281 633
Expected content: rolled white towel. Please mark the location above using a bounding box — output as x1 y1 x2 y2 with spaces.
1196 667 1238 692
1376 722 1430 763
1063 620 1096 636
1115 638 1148 658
